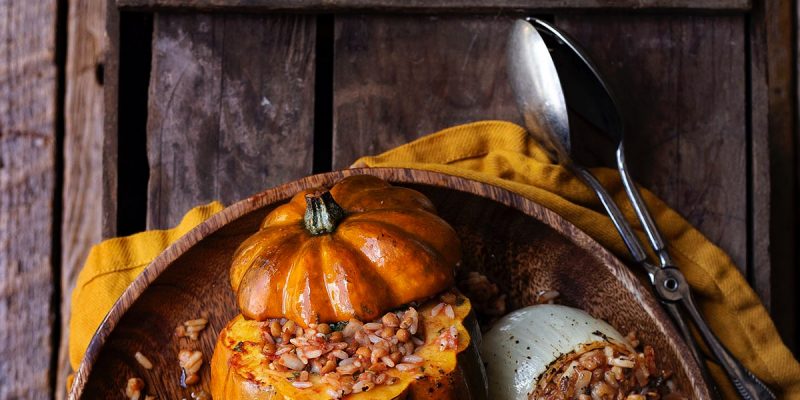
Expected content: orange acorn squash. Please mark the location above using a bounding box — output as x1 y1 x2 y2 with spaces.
230 175 461 326
210 295 487 400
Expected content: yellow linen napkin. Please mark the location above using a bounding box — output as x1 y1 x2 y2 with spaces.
69 120 799 398
68 202 224 377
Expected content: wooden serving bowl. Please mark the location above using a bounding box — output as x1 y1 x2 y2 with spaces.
69 168 710 399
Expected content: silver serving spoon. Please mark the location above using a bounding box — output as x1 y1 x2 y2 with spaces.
528 18 777 400
508 18 776 399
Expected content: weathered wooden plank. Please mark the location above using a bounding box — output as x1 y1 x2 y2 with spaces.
102 0 119 238
554 15 748 275
147 13 315 229
116 0 752 12
795 0 800 351
58 0 107 397
749 0 770 310
753 0 797 350
332 15 522 169
0 2 57 399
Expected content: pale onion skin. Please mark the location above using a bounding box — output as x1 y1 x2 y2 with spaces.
479 304 632 400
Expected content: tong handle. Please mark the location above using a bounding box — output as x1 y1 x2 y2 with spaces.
617 144 674 267
660 301 720 397
674 280 777 400
573 166 719 396
620 146 777 400
571 165 649 264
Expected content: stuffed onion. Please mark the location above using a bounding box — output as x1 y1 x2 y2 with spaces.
480 304 682 400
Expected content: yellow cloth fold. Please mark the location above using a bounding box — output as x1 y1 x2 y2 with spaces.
69 121 799 398
68 202 224 373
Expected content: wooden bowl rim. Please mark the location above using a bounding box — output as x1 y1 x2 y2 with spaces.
68 167 709 399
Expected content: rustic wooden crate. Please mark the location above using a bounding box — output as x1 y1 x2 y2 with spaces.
92 0 800 397
1 0 796 398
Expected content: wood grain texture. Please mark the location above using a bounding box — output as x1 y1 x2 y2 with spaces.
749 0 771 312
554 15 749 273
147 13 315 229
102 0 119 237
332 15 521 169
116 0 751 11
68 169 711 399
0 1 57 399
58 0 108 397
759 0 796 351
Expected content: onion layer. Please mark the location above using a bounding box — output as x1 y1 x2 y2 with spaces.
479 304 632 399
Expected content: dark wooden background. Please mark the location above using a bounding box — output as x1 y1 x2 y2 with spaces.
0 0 797 398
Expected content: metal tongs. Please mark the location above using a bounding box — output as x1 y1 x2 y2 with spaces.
508 18 776 399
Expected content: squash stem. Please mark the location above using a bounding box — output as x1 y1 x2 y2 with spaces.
304 191 346 235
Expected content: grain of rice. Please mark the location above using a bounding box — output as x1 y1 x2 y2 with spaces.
431 302 445 317
401 354 423 364
337 364 360 375
331 349 349 359
247 304 450 394
532 336 686 400
339 357 357 366
352 380 374 393
395 363 418 372
363 322 382 331
134 351 153 370
178 350 203 383
175 317 208 341
342 319 362 337
292 381 313 389
280 353 305 371
276 344 294 355
381 355 396 368
403 341 415 355
304 348 323 359
184 318 207 327
534 289 560 304
609 357 635 369
125 377 144 400
444 304 455 319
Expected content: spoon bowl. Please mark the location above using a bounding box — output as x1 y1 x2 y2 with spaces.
514 18 776 399
507 19 571 163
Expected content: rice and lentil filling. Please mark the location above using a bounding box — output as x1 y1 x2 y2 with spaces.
532 340 682 400
211 292 473 399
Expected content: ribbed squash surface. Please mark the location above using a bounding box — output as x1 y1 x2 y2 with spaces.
230 175 461 325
